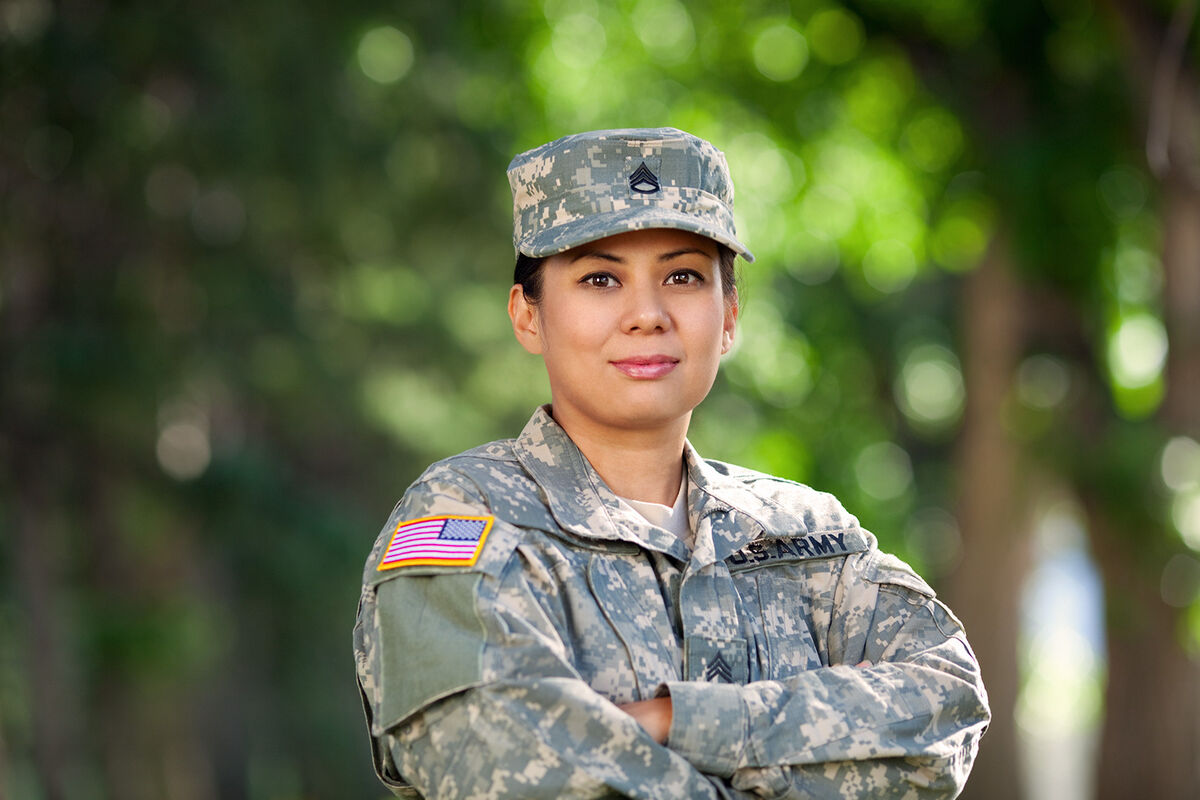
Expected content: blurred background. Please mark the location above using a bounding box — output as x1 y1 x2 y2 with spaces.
2 0 1198 798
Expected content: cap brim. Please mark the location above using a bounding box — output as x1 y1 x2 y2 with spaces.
517 206 755 263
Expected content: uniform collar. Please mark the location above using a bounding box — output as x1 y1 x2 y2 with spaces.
685 443 802 535
513 406 690 560
513 406 846 566
683 442 779 562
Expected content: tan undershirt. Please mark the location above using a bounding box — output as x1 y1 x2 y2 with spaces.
620 473 692 547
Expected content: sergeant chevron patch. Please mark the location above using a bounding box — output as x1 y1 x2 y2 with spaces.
704 652 734 683
628 161 660 193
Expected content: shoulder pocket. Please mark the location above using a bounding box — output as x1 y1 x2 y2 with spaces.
369 572 489 733
362 523 521 731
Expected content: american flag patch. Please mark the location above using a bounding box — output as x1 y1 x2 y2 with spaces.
377 515 493 571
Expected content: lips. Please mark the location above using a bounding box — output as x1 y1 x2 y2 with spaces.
610 355 679 379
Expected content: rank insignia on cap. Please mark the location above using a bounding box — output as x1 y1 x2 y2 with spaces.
628 161 660 194
377 515 493 571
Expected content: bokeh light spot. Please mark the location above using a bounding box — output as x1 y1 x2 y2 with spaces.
551 12 607 69
931 196 993 272
357 26 414 84
728 306 814 407
1172 490 1200 551
1111 244 1161 305
728 133 796 204
632 0 695 65
1160 553 1200 607
784 230 840 285
361 369 490 457
843 57 913 136
1107 313 1167 389
1162 437 1200 493
156 421 211 481
752 21 809 82
542 0 599 20
861 238 917 293
0 0 53 41
855 441 913 501
896 344 964 428
901 107 964 173
807 8 864 65
336 262 429 322
1018 355 1071 409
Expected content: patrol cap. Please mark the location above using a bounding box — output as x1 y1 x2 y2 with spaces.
507 127 754 262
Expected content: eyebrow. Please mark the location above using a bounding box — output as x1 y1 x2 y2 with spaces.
569 247 714 263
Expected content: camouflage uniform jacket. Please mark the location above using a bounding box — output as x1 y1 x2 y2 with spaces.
354 407 990 798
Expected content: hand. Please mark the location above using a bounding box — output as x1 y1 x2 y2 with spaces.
617 697 672 744
619 665 867 745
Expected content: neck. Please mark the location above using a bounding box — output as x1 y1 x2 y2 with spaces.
549 407 689 506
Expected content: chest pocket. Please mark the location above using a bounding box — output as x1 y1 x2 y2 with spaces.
733 569 825 677
579 553 681 703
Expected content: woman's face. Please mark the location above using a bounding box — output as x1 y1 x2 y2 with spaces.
508 228 738 437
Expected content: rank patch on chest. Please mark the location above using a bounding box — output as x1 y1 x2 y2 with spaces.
377 515 493 571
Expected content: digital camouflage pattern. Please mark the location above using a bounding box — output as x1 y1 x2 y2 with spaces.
354 407 989 798
507 127 755 262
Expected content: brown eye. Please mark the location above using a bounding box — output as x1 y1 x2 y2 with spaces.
583 273 616 288
667 270 701 285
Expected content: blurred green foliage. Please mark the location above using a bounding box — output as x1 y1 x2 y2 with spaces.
2 0 1199 798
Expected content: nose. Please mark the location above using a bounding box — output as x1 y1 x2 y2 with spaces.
621 284 671 333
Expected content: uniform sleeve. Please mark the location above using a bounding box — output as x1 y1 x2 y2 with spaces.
658 552 990 799
355 474 732 800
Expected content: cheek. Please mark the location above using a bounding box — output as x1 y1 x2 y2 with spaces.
686 304 732 351
537 303 602 354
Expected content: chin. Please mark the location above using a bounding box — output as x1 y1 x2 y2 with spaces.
600 400 698 432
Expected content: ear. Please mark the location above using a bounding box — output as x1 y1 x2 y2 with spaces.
508 284 544 355
721 288 739 354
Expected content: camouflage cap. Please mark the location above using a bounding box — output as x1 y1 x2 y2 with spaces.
507 127 754 262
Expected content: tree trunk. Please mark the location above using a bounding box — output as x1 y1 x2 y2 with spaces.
1093 4 1200 798
1088 504 1200 800
9 443 78 800
945 233 1032 800
1160 173 1200 435
2 220 80 800
1091 99 1200 800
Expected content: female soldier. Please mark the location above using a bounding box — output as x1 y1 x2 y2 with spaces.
354 128 989 799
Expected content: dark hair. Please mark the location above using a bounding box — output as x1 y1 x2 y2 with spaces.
513 252 547 303
514 244 739 304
